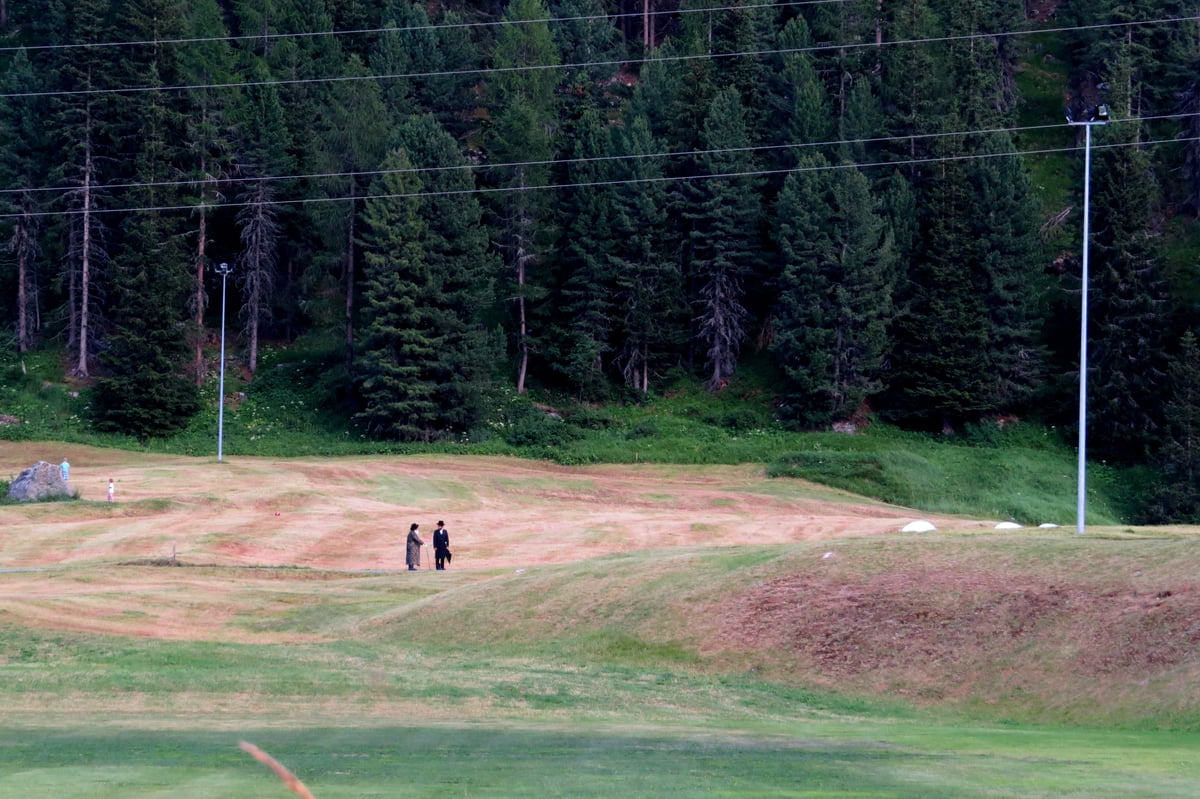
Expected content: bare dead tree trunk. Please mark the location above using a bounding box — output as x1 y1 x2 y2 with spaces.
638 343 648 393
516 243 530 394
238 181 279 376
75 135 95 377
12 209 34 352
643 0 651 52
513 168 534 395
193 201 208 385
16 247 27 352
249 299 259 375
66 230 77 351
345 191 357 368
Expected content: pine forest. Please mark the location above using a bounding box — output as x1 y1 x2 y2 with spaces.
1 1 1199 510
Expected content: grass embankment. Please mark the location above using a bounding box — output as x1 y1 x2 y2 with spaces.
373 534 1200 730
2 344 1142 525
3 534 1200 798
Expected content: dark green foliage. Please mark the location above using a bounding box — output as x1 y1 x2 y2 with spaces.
0 49 45 353
90 210 200 439
967 133 1047 411
390 114 500 433
354 116 498 440
686 88 763 390
495 397 580 448
885 160 993 430
485 0 561 393
1151 331 1200 521
370 1 441 121
772 157 895 428
1085 110 1168 462
354 149 440 440
91 3 200 438
763 18 830 164
552 108 618 399
608 114 684 395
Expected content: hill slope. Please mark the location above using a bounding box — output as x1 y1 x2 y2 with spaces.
2 442 1197 729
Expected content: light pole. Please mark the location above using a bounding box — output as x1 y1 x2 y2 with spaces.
215 261 233 463
1066 103 1108 535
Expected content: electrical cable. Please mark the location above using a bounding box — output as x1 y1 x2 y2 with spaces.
0 111 1192 199
0 0 850 54
1 14 1195 99
3 133 1194 221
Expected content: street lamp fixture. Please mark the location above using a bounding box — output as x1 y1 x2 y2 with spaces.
215 261 233 463
1065 104 1109 534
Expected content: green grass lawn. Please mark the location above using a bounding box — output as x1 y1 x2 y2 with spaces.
4 532 1200 798
4 706 1199 798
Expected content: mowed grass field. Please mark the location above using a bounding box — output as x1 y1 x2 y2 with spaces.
2 442 1199 798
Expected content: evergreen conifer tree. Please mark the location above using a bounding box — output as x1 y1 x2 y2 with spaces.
179 0 238 384
231 65 296 376
552 108 618 399
610 113 684 395
44 0 121 377
93 6 199 437
885 159 992 430
773 156 895 427
686 88 763 390
1152 330 1200 521
392 114 500 433
355 149 440 439
0 49 45 353
485 0 561 393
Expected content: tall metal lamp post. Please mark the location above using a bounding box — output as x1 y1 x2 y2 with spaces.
215 261 233 463
1065 103 1109 534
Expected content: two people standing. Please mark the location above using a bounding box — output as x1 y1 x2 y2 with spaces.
60 456 115 503
405 520 452 571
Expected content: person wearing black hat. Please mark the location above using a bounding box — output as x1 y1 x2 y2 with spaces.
432 520 451 570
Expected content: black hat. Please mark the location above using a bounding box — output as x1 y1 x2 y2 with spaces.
437 520 444 526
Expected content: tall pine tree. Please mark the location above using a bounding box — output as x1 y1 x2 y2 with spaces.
354 149 438 440
773 156 895 427
93 0 199 437
686 88 763 390
485 0 561 393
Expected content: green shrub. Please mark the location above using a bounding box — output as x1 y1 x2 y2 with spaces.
769 450 888 485
564 406 618 430
504 411 579 448
626 420 661 440
703 406 773 431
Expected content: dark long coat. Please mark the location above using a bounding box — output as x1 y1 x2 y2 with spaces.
406 529 424 568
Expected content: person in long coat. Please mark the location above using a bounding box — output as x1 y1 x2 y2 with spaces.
406 523 424 570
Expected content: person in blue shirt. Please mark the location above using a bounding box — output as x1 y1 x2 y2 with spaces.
60 457 70 482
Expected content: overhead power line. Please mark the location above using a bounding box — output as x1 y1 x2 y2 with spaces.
0 0 848 54
0 112 1193 199
3 132 1194 222
0 14 1195 100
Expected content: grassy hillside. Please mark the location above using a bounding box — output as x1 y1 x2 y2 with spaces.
0 345 1150 525
2 447 1199 797
372 534 1200 730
